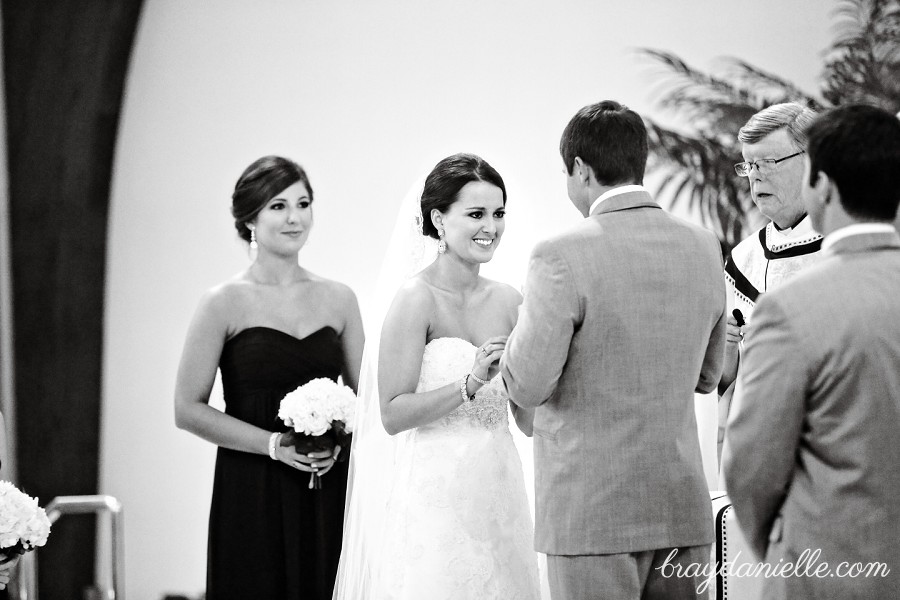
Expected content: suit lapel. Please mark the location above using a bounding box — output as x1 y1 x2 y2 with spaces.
590 190 661 217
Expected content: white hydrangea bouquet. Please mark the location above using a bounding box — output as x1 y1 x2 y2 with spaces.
277 377 356 489
0 481 51 560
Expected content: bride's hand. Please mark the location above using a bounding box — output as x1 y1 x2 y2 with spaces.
473 336 507 382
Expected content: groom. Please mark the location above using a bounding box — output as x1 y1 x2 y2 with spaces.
501 100 726 599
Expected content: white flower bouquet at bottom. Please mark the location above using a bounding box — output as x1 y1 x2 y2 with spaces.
277 377 357 489
0 481 51 560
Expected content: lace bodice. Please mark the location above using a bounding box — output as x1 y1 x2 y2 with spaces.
416 337 509 432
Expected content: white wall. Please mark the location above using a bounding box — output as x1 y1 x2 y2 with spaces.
101 1 832 597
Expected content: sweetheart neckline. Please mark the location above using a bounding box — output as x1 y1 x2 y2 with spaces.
226 325 337 345
425 336 478 349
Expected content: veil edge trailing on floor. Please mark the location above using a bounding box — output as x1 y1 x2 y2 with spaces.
332 175 438 599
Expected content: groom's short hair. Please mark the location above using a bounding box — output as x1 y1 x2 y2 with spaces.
806 104 900 222
560 100 648 186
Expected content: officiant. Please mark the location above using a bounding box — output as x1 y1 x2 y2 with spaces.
717 102 821 466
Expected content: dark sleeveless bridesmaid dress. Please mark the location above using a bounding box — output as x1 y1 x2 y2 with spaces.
206 326 349 600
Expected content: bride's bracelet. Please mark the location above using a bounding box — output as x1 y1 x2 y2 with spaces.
459 375 475 403
469 371 491 386
268 432 282 460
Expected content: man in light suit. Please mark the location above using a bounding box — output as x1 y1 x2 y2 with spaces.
723 104 900 599
501 100 726 599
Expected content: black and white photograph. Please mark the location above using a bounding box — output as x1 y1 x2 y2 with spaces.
1 1 898 598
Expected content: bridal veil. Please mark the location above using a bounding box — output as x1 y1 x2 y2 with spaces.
332 176 438 599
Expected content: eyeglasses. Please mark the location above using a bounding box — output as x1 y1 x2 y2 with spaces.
734 151 805 177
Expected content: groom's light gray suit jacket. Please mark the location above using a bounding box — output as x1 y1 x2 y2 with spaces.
502 190 726 555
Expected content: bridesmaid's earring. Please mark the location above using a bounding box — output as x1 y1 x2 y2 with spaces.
437 228 446 254
249 228 258 261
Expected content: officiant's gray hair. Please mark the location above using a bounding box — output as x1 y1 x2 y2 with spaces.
738 102 818 150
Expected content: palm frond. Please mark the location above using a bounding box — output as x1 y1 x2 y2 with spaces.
821 0 900 110
720 59 824 109
633 0 898 252
636 49 762 133
643 121 750 251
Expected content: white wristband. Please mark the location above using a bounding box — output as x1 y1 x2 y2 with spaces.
268 432 281 460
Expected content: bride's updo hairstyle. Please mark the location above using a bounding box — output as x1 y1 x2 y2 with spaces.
420 153 507 239
231 155 313 242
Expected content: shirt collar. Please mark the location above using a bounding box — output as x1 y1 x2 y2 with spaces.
589 184 647 216
822 223 898 252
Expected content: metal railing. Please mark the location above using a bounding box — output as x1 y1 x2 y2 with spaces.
14 495 124 600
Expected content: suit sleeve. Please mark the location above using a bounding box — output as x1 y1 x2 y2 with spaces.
696 242 727 393
722 293 807 560
501 240 581 408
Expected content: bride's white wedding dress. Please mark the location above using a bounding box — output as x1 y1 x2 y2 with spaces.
373 337 541 599
333 172 543 599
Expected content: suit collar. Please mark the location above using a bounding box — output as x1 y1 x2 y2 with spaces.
824 229 900 257
822 223 896 251
590 189 660 216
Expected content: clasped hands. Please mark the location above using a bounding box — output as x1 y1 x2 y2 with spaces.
272 431 341 479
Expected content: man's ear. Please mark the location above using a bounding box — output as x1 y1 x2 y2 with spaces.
573 157 588 184
574 156 597 186
813 170 833 205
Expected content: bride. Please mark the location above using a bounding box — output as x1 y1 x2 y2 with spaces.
333 153 541 599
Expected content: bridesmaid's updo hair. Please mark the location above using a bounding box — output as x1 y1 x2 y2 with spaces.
231 155 313 242
420 153 507 239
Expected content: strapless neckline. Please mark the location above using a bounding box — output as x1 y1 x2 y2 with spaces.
227 325 337 346
425 336 478 349
218 324 343 419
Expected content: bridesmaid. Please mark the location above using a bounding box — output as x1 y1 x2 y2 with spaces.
174 156 364 600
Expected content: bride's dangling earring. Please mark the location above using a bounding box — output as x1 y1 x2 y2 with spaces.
437 227 447 254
